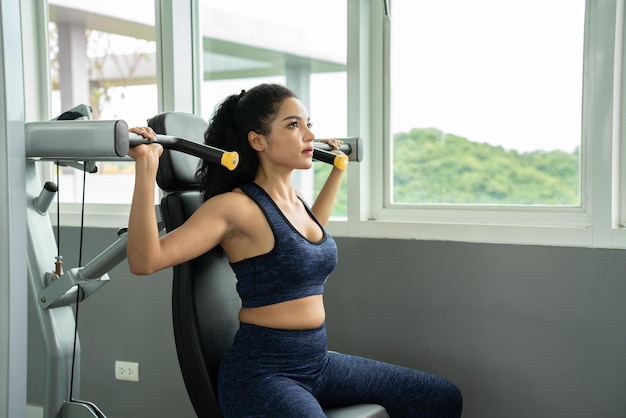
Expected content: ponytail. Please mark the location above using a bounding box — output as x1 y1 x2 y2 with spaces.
196 84 296 200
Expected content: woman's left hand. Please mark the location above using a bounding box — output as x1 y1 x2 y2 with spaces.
319 139 345 155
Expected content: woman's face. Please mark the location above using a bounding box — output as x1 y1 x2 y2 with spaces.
262 97 316 170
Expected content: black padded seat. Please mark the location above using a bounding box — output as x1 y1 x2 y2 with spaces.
149 111 388 418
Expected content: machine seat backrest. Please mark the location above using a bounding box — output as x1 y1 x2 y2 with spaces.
149 112 240 418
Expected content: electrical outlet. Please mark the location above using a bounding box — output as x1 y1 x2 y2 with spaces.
115 360 139 382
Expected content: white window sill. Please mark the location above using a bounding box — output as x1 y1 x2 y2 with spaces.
50 203 626 249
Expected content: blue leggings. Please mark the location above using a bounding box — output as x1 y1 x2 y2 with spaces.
217 323 462 417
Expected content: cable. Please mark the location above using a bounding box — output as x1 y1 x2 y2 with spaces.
78 164 86 266
68 162 88 402
56 162 60 259
69 285 80 402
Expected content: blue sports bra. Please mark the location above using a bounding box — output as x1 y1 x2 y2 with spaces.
230 182 338 308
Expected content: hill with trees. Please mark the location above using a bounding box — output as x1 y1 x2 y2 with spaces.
315 128 580 216
393 128 579 205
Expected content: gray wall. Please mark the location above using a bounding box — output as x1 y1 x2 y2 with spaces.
28 227 626 417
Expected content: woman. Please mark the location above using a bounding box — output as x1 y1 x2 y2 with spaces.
127 83 462 417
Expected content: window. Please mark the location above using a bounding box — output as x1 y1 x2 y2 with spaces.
389 0 585 206
28 0 626 248
198 0 348 215
343 0 626 248
47 0 158 204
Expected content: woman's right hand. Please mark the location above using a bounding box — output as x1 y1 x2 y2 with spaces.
128 126 163 161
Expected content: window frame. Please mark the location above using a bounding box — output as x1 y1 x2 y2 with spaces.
26 0 626 249
30 0 194 229
324 0 626 249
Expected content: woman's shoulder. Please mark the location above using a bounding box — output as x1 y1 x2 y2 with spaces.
197 187 268 250
197 188 255 218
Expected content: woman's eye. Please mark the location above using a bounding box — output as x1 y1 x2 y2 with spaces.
287 121 312 129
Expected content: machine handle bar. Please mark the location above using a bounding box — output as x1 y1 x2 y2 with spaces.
129 134 239 171
130 135 363 171
313 138 362 170
313 148 348 170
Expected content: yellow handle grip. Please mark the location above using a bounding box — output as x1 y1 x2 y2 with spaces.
334 154 349 171
221 151 239 171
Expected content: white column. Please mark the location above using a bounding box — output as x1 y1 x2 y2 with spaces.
58 20 89 110
0 0 27 417
286 58 314 202
156 0 197 113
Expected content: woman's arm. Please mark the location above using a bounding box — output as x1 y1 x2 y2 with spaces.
311 140 346 226
126 127 165 274
126 127 230 275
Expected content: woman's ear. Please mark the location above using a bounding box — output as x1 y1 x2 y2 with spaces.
248 131 265 151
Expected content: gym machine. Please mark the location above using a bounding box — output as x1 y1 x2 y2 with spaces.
25 105 362 418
